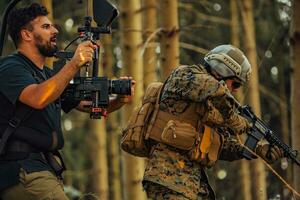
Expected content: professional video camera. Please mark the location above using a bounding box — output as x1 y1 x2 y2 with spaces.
0 0 132 119
53 0 132 119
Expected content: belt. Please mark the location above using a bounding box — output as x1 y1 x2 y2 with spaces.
0 140 39 161
6 140 39 153
0 145 65 179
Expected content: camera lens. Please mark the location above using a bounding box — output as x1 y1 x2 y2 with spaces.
109 79 131 95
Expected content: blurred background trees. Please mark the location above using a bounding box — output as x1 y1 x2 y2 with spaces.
1 0 299 199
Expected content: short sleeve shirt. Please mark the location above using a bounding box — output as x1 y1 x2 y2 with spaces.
0 53 64 191
0 53 64 148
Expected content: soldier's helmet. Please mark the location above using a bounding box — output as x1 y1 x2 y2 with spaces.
204 44 252 83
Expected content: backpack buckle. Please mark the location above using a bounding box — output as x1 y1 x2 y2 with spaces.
8 118 21 128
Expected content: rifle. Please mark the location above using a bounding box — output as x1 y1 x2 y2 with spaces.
233 100 300 166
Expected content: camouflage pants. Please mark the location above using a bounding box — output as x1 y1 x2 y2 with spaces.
144 181 211 200
144 181 189 200
0 168 68 200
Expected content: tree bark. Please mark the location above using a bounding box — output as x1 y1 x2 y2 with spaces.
88 1 109 199
102 34 122 200
240 0 267 199
290 0 300 195
119 0 146 199
159 0 179 80
231 1 252 200
90 120 109 200
143 0 158 87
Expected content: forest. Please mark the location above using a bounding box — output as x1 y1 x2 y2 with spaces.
0 0 299 199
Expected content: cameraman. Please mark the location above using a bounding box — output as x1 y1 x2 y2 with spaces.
0 3 134 200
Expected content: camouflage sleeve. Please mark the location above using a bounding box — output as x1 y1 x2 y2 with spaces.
191 68 249 135
218 130 244 161
203 94 250 135
161 65 229 103
161 65 249 135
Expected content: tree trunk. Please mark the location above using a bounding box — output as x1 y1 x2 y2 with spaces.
107 118 122 200
41 0 53 19
240 1 267 200
143 0 158 87
231 1 252 200
119 0 146 199
88 1 109 199
102 35 114 77
90 120 109 200
159 0 179 80
290 0 300 195
102 34 122 200
231 0 240 48
277 36 292 199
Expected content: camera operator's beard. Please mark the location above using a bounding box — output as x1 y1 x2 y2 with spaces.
34 34 58 57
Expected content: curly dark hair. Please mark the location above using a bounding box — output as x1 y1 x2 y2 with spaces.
7 3 49 47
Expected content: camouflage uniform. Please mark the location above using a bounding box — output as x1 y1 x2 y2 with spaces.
143 65 248 200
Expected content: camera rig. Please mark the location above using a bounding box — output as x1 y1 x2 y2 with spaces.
0 0 132 119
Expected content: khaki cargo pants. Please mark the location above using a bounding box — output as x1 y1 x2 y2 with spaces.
0 168 68 200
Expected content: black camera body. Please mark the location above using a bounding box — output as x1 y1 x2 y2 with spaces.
53 0 131 119
62 77 131 119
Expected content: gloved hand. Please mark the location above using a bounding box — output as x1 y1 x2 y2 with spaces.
256 144 284 164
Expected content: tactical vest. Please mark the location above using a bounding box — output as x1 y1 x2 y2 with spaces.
146 101 222 167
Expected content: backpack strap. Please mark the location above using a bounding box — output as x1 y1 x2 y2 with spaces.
0 53 44 155
43 151 66 179
144 82 165 140
144 76 203 141
0 104 33 155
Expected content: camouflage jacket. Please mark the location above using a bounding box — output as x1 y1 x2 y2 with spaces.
144 65 248 199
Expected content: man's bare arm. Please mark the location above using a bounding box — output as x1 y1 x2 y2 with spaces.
19 41 97 109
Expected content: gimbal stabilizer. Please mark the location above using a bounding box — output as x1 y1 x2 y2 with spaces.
0 0 132 119
54 1 132 119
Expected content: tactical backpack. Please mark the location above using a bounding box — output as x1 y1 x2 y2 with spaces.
121 82 163 157
121 80 222 166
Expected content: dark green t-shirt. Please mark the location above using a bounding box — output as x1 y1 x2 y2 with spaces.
0 53 77 190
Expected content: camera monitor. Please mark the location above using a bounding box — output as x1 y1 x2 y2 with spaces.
93 0 118 28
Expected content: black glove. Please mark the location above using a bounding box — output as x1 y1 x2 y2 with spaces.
256 144 284 164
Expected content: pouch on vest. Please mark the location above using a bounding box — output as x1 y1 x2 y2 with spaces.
189 126 222 167
121 82 163 157
160 120 198 150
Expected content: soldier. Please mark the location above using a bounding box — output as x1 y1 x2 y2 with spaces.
143 44 283 200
